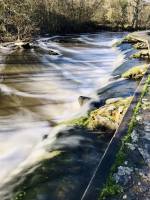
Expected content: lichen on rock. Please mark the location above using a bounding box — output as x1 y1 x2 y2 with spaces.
114 166 133 185
122 65 148 80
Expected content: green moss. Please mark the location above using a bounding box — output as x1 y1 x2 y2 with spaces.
132 52 142 59
112 40 123 47
15 191 26 200
69 116 89 127
88 97 132 131
100 179 123 200
133 42 147 50
99 143 127 199
124 35 132 41
113 34 138 47
132 50 149 59
123 35 139 44
126 75 150 139
58 116 89 128
62 97 132 132
122 65 148 80
99 75 150 200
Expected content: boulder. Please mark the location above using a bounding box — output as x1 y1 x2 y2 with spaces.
132 50 149 59
88 115 117 131
87 97 133 131
69 97 133 132
49 50 59 55
22 43 32 49
78 96 92 106
106 97 123 105
123 35 140 44
122 65 148 80
133 42 148 50
15 40 32 49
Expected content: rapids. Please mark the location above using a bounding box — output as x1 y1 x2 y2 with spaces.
0 32 146 200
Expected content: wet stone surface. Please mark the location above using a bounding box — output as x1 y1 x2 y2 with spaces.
111 84 150 200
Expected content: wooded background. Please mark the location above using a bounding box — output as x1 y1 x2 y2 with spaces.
0 0 150 41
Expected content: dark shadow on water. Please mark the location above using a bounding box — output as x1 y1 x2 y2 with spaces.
9 127 112 200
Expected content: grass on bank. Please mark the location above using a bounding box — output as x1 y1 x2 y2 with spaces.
99 75 150 200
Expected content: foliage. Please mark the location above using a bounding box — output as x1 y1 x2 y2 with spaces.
0 0 150 42
100 179 123 200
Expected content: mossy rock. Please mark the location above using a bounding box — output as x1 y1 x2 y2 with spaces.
133 42 148 50
58 115 89 130
88 97 133 131
78 96 92 106
114 35 138 46
122 65 148 80
66 97 133 132
69 116 89 127
112 40 123 47
49 50 59 55
123 35 140 44
132 50 149 59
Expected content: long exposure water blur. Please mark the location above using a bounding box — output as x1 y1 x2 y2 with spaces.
0 32 146 200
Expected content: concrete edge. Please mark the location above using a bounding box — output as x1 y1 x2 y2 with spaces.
81 65 150 200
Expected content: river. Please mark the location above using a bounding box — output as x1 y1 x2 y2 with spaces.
0 32 147 200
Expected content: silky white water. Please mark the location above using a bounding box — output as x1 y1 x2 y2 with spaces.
0 32 125 197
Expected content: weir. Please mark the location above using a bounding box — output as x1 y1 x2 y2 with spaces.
0 32 149 200
82 65 150 200
82 31 150 200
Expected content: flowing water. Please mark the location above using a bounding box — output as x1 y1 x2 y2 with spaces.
0 32 146 200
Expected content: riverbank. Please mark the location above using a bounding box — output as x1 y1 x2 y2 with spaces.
1 25 148 44
105 75 150 200
97 32 150 200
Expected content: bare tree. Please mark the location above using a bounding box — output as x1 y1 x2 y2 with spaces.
1 0 150 42
2 0 38 41
130 0 144 29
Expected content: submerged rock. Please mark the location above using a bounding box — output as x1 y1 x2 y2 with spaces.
49 50 59 55
52 37 82 44
122 65 148 80
22 43 32 49
15 40 32 49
